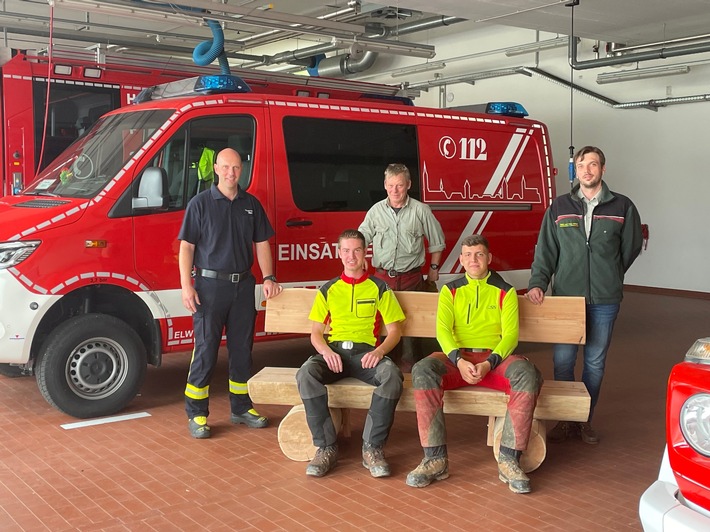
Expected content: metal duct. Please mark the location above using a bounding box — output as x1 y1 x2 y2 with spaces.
315 48 378 76
570 35 710 70
310 15 465 77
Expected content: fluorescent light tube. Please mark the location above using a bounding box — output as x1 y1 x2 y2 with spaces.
596 65 691 84
391 61 446 77
504 36 569 57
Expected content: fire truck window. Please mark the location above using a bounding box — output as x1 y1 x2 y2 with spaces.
33 80 120 172
184 115 255 201
142 115 256 210
149 128 188 209
283 117 419 212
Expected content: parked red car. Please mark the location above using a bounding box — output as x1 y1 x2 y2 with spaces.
639 338 710 529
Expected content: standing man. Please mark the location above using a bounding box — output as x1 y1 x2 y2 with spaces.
296 229 405 478
179 147 282 439
527 145 642 444
358 163 445 369
406 235 543 494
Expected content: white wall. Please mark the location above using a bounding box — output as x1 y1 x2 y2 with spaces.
359 23 710 293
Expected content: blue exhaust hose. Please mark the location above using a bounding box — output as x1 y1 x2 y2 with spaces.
193 19 231 75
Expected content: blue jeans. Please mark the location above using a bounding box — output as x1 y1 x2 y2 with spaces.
553 303 620 422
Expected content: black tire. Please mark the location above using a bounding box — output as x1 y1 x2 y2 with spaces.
36 314 147 418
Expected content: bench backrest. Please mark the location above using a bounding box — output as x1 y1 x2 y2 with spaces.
265 288 586 345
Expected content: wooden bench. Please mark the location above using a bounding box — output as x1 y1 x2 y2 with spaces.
248 288 589 472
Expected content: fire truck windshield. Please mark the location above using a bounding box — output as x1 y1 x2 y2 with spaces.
24 109 174 199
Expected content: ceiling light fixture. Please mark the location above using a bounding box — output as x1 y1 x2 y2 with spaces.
390 61 446 78
331 37 436 59
504 36 570 57
409 67 523 90
596 64 691 84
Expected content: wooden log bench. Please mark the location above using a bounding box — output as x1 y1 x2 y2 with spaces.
248 288 589 472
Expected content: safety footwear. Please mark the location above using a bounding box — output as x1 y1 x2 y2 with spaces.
306 445 338 477
188 416 211 439
498 454 532 494
230 408 268 429
578 422 600 444
548 421 577 443
405 456 449 488
362 442 390 478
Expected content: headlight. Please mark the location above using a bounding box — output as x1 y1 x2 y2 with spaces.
680 393 710 457
685 337 710 364
0 241 40 270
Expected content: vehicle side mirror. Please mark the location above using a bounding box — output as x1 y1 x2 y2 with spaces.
132 167 168 209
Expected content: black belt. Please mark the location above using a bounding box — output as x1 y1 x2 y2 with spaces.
329 341 373 351
375 266 422 278
196 268 251 283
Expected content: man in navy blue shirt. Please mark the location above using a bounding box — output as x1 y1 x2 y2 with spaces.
178 148 282 439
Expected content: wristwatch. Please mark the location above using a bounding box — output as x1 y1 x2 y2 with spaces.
430 263 439 270
264 275 277 283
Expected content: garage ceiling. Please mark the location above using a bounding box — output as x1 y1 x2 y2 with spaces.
397 0 710 45
2 1 710 71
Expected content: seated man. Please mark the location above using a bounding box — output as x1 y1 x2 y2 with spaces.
406 234 543 494
296 229 405 478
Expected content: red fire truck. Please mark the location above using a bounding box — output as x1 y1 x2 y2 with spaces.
639 338 710 529
0 48 207 197
1 48 377 198
0 72 557 418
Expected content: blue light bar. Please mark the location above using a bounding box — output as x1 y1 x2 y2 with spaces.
485 102 529 117
133 74 252 104
194 74 251 93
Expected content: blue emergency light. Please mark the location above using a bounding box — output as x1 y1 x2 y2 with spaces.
485 102 529 117
134 74 252 104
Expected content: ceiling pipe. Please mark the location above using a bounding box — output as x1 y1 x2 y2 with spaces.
608 33 710 55
316 47 378 77
612 93 710 110
521 66 710 111
238 4 360 49
311 15 466 77
569 35 710 70
520 66 625 107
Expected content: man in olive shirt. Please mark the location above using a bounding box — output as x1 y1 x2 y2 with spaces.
358 163 445 368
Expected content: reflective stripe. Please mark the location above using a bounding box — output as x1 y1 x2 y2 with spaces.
185 383 209 400
229 380 248 395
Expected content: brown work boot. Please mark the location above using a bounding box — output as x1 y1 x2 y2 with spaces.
498 454 532 494
548 421 577 443
362 442 390 478
306 445 338 477
405 456 449 488
578 422 600 444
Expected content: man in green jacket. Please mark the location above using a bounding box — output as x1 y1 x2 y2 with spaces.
527 145 643 445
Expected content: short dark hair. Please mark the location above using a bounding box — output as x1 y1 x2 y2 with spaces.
461 234 490 251
384 163 411 183
338 229 366 248
574 146 606 167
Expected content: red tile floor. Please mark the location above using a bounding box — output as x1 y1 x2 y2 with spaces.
0 289 708 531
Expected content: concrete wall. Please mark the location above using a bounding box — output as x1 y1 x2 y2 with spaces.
360 23 710 293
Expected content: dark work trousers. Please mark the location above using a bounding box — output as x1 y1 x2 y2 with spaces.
185 273 257 419
411 351 543 451
296 342 404 449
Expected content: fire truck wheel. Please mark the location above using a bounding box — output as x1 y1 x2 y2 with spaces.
36 314 147 418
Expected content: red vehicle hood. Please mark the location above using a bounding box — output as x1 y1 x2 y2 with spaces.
0 195 87 240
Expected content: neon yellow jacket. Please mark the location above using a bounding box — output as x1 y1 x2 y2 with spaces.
309 273 405 346
437 270 519 369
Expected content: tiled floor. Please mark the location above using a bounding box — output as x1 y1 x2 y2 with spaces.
1 290 708 531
